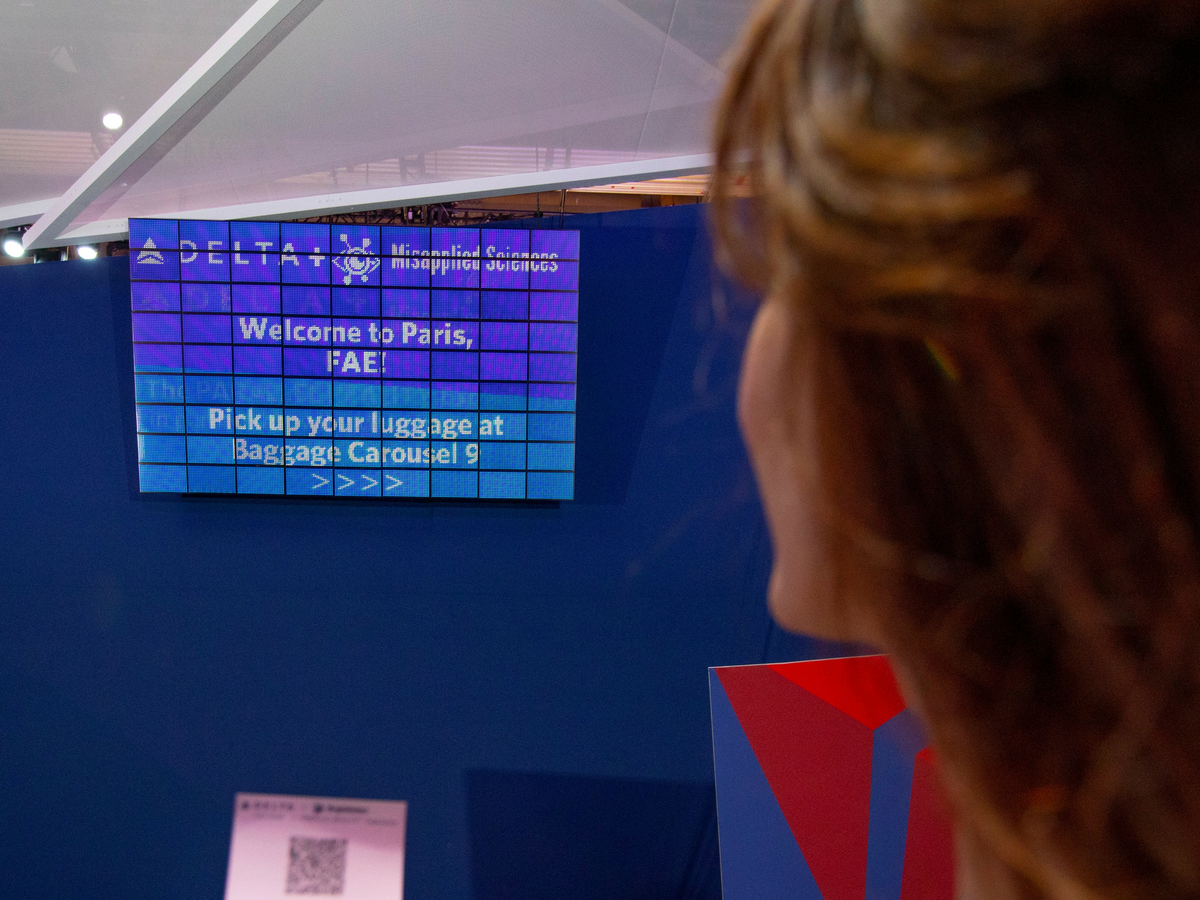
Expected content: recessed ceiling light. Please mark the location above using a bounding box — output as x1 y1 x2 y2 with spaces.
102 111 123 131
3 236 25 258
77 245 98 260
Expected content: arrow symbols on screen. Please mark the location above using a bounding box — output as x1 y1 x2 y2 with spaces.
385 474 404 492
312 473 330 489
330 472 382 492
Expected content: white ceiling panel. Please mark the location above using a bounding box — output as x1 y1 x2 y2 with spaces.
0 0 258 211
12 0 754 244
22 0 323 249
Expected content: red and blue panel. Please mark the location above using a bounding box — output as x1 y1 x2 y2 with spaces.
709 656 954 900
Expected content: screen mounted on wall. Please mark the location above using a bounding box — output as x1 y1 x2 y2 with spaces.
129 219 578 500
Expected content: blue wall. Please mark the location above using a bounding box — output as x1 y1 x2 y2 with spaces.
0 204 831 900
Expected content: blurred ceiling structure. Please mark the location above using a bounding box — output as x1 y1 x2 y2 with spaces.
0 0 753 250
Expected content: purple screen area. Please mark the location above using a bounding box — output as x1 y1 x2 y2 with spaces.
131 219 578 500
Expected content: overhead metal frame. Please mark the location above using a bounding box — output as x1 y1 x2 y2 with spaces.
0 199 55 231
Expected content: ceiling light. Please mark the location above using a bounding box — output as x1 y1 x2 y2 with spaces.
3 235 24 258
77 245 98 260
102 111 123 131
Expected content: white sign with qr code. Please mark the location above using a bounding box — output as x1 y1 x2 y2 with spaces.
224 793 407 900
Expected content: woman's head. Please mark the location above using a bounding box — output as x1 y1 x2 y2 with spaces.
713 0 1200 896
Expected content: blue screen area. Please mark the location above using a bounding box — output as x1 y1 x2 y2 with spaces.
130 219 579 500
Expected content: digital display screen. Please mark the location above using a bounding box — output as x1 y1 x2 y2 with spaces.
129 218 578 500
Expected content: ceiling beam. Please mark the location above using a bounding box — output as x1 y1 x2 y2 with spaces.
0 198 55 230
21 0 323 251
52 152 713 244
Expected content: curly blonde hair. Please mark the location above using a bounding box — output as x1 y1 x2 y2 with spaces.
712 1 1200 897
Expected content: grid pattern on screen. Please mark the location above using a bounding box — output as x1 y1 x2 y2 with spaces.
130 219 579 500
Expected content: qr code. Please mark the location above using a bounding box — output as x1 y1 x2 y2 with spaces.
285 836 347 895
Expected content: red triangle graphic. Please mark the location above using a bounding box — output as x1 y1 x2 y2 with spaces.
769 655 907 729
900 748 956 900
717 666 873 900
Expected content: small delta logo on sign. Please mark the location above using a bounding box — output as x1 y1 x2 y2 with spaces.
709 656 955 900
137 238 165 265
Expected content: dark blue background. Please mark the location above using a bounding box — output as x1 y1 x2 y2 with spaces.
0 204 840 900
